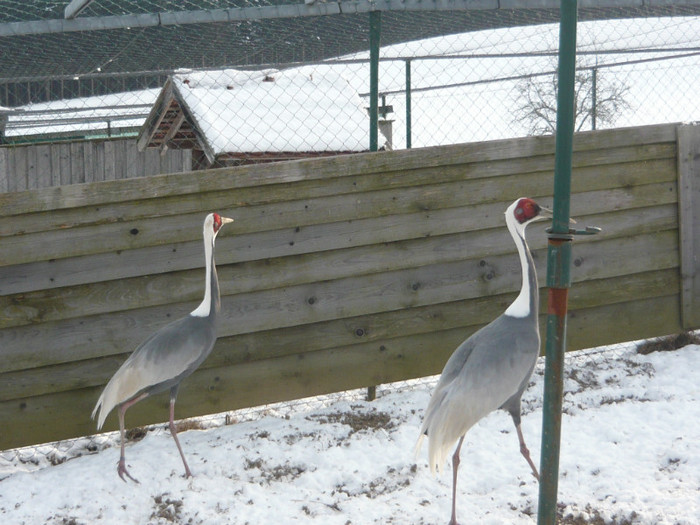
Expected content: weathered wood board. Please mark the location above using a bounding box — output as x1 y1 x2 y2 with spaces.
0 122 696 450
0 138 190 193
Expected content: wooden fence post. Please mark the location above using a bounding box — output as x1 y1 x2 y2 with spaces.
678 123 700 329
0 148 8 193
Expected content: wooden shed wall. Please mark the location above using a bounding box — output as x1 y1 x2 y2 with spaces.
0 123 696 450
0 138 191 193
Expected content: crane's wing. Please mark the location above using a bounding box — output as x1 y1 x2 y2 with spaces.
92 315 216 429
416 314 539 473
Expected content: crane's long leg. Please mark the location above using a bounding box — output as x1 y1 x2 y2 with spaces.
449 435 466 525
515 423 539 481
169 386 193 478
117 392 148 483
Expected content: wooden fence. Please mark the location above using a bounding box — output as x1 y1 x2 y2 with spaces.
1 122 697 450
0 138 191 193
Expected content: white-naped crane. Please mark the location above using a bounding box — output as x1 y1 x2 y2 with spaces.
92 212 233 482
415 197 551 525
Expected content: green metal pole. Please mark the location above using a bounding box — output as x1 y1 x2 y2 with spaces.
369 10 381 152
537 1 578 524
405 58 412 149
366 11 382 402
591 67 597 131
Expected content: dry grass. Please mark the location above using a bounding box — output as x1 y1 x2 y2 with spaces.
306 408 395 436
636 331 700 355
558 505 639 524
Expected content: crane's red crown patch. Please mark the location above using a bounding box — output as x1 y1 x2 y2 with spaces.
514 198 541 224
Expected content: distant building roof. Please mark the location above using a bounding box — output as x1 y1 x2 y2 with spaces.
2 89 159 142
138 67 385 166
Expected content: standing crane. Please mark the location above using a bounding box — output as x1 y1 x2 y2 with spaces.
416 197 551 525
92 212 233 482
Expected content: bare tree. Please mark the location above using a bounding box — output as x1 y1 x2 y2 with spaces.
513 66 631 136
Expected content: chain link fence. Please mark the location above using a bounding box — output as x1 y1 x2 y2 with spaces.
2 1 699 467
367 15 700 147
0 373 436 477
2 6 700 181
2 336 685 479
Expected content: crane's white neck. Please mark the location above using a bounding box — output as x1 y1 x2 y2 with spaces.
190 231 216 318
504 219 536 319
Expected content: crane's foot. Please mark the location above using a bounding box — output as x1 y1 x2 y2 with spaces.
117 457 139 484
520 442 540 481
516 424 540 482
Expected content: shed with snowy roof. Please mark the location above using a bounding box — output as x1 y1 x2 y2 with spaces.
0 90 191 193
137 68 387 169
1 89 159 144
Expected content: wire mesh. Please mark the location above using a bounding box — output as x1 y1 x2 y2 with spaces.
2 5 700 184
1 2 699 460
0 376 440 478
1 335 685 479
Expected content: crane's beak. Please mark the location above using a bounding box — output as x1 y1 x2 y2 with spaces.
537 205 553 220
221 217 234 225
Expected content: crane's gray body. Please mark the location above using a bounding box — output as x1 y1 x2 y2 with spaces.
128 313 217 397
92 217 223 430
417 206 542 474
95 312 217 423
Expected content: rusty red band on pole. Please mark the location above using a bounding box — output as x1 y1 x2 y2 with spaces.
547 287 570 318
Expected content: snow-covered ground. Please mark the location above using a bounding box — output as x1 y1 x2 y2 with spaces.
1 342 698 524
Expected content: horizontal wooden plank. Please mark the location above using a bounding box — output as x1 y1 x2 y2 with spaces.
0 203 510 294
0 142 675 240
567 294 683 350
0 291 681 450
0 227 508 328
0 123 677 220
0 205 669 330
0 145 676 265
1 198 542 293
0 267 678 403
0 322 464 449
0 179 677 298
0 247 539 373
4 177 522 266
0 226 678 374
0 188 677 310
1 195 678 328
151 293 685 417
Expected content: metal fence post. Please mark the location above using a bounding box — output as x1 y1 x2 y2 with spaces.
366 9 382 402
405 58 412 149
369 10 381 152
537 0 578 523
591 67 597 131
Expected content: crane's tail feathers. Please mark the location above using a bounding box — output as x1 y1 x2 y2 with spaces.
414 433 425 460
91 389 112 430
415 428 443 475
91 398 105 430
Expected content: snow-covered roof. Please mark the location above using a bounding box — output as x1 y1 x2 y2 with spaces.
139 67 384 163
2 89 160 139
